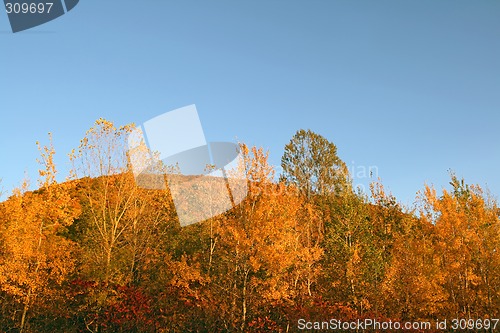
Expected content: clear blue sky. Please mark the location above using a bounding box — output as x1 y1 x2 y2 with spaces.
1 0 499 206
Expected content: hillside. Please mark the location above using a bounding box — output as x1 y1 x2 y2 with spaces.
0 123 499 332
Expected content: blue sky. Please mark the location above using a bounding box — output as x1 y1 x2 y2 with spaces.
1 0 499 206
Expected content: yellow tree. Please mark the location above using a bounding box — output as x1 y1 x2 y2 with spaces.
323 189 374 313
381 210 445 320
207 145 323 332
0 136 80 332
422 175 500 318
69 119 179 332
70 119 141 284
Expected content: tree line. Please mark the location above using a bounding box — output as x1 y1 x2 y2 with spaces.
0 120 499 332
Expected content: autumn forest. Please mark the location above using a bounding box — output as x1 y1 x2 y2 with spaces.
1 119 499 332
